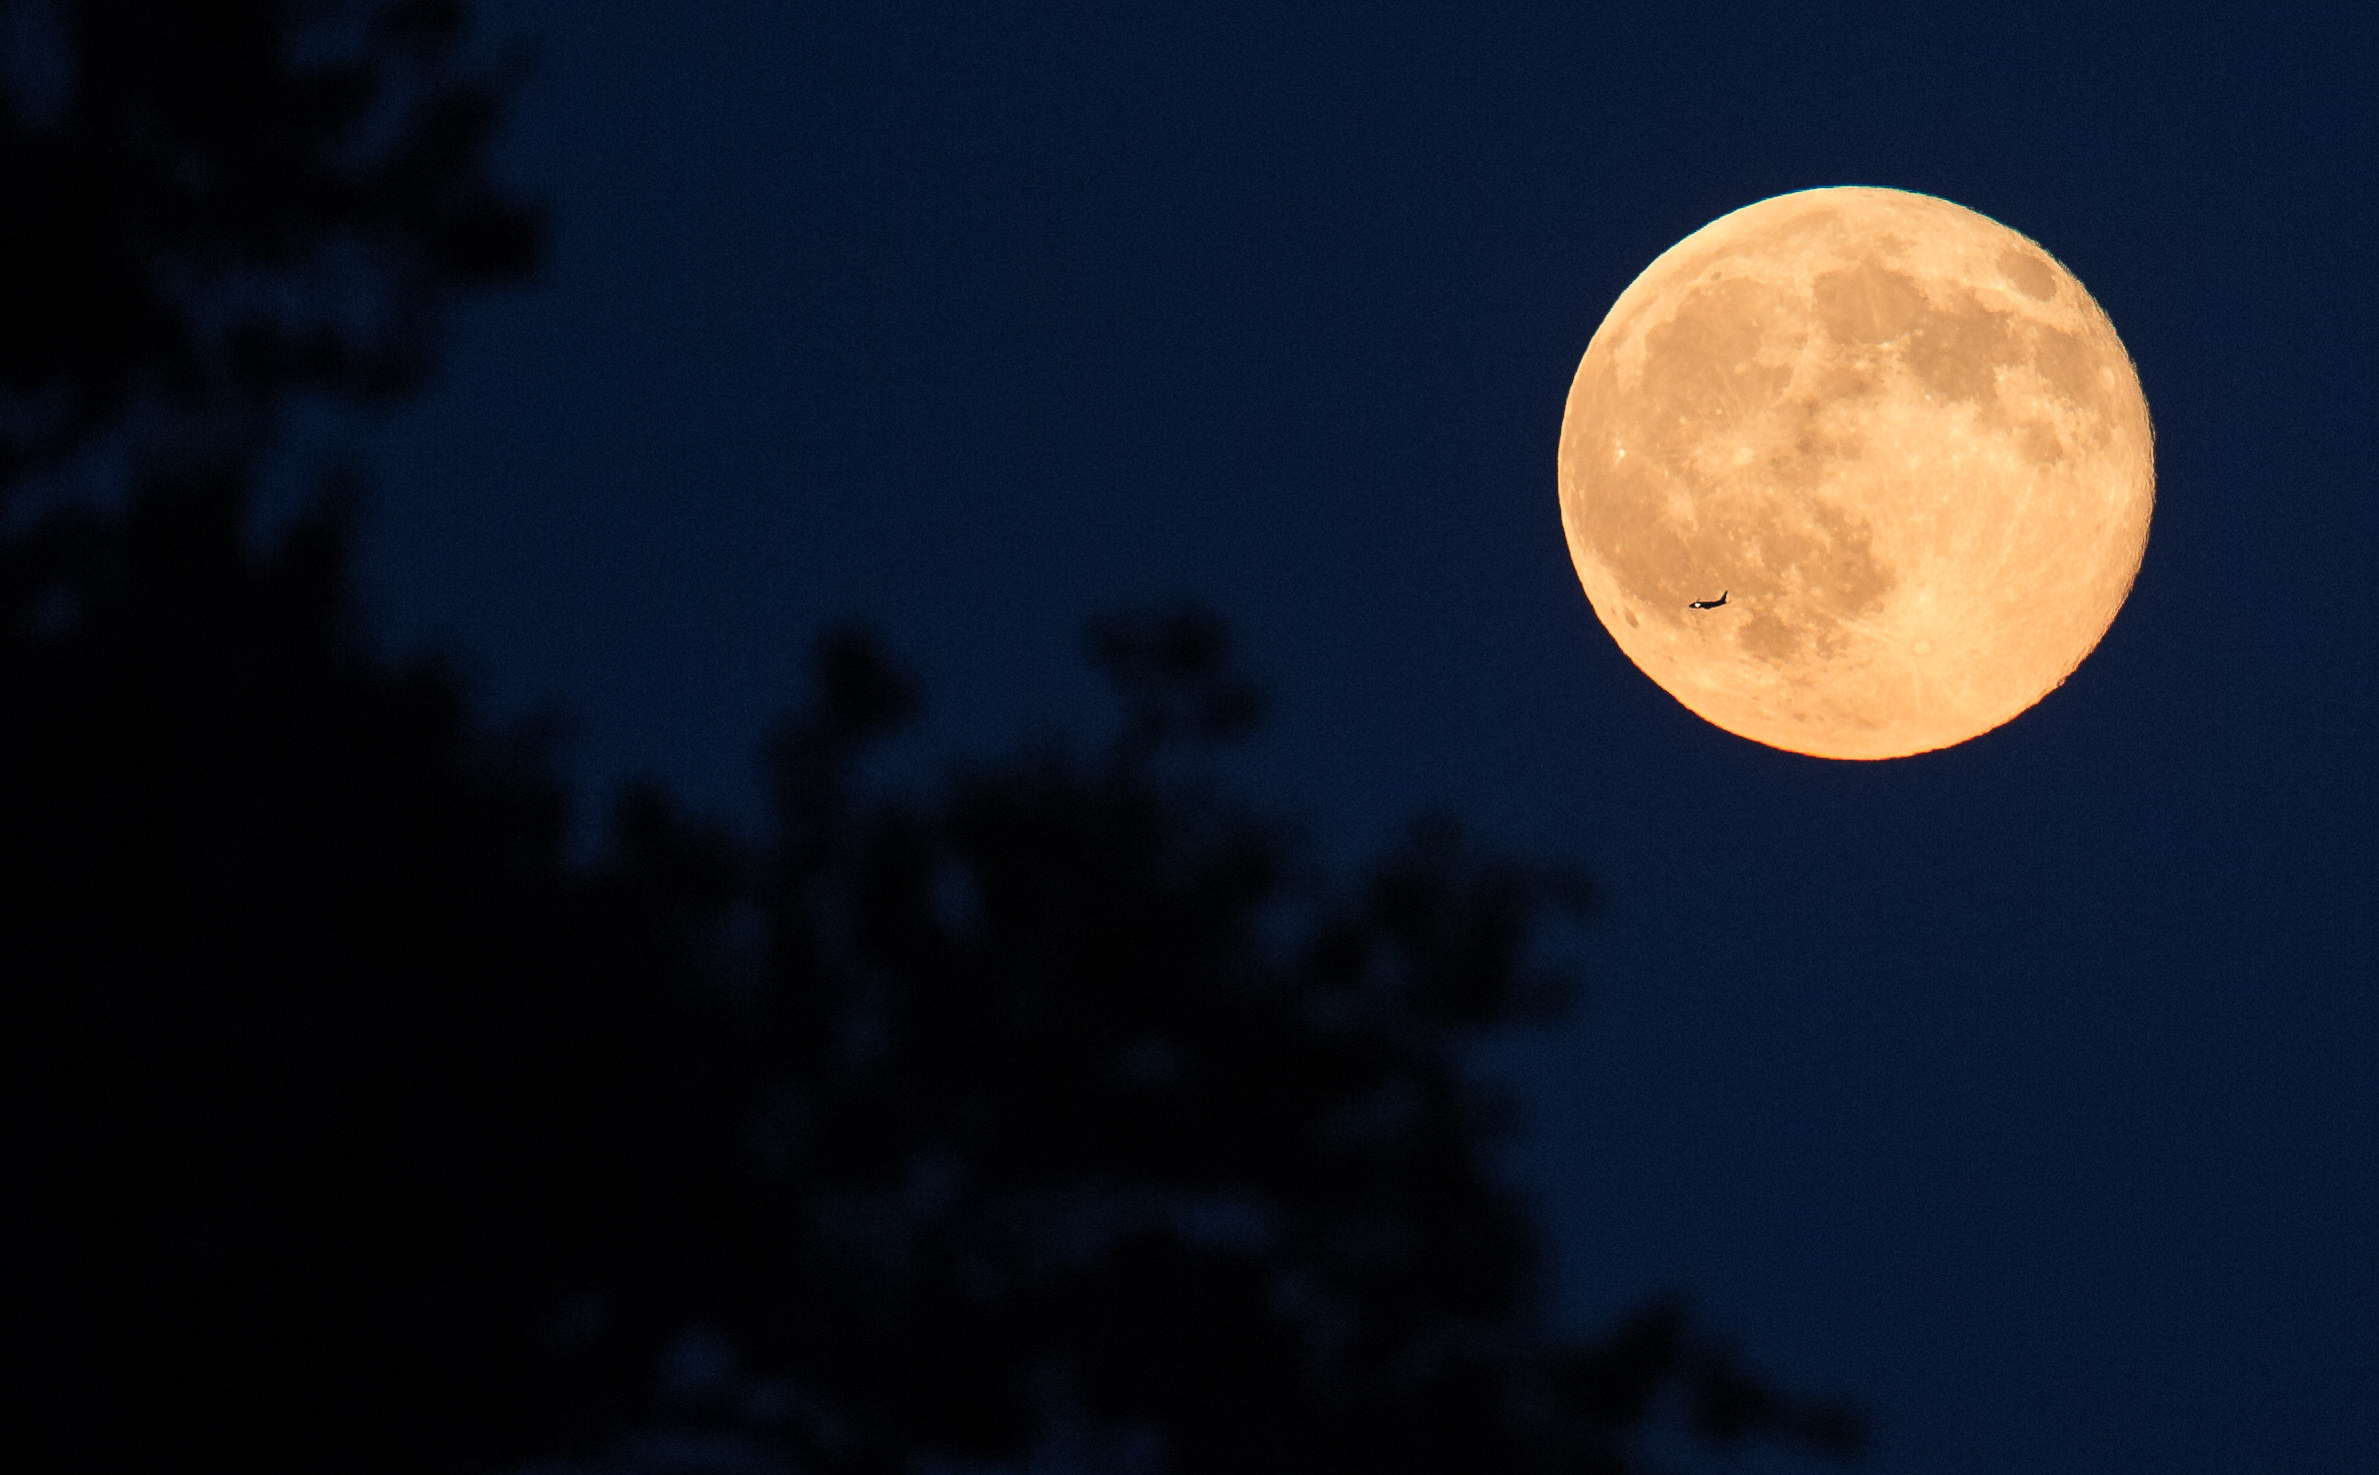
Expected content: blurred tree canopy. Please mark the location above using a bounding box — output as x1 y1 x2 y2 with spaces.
0 4 1864 1473
0 0 538 491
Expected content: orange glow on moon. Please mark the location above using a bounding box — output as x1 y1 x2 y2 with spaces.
1557 187 2154 759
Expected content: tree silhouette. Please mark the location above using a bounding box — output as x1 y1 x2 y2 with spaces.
3 465 740 1473
699 611 1864 1475
0 0 537 492
0 5 1866 1473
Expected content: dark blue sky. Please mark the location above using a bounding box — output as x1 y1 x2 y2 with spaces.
328 3 2374 1470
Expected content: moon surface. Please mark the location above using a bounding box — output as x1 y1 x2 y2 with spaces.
1557 187 2153 759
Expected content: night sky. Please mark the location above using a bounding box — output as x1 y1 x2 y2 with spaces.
316 3 2375 1470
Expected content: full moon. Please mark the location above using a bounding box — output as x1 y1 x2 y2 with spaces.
1557 187 2153 759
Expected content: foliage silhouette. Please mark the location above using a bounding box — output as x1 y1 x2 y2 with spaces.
3 467 741 1473
710 612 1865 1475
0 4 1867 1473
0 0 538 492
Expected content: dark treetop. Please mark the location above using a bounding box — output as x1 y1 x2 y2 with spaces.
0 4 1863 1472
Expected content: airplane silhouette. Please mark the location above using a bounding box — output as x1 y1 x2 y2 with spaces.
1688 591 1730 610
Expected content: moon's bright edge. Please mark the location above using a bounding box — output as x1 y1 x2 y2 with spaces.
1557 187 2154 759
